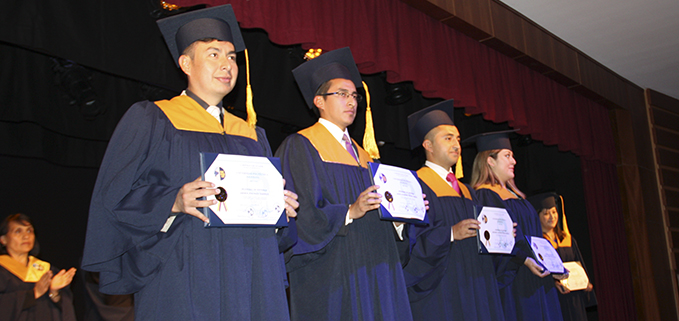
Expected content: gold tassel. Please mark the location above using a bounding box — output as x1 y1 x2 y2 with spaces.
361 81 380 159
455 155 463 179
245 49 257 128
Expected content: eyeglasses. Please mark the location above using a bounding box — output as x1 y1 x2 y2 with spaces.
319 91 363 102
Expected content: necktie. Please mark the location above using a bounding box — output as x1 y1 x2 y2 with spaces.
206 106 222 124
342 134 359 163
446 172 461 195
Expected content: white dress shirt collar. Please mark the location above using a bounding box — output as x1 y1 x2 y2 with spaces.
425 160 454 184
318 118 351 145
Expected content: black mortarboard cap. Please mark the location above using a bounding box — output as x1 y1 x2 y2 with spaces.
528 192 559 212
292 47 363 109
461 129 517 152
157 4 245 67
407 100 455 149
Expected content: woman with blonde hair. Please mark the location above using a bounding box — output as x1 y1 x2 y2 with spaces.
466 130 563 321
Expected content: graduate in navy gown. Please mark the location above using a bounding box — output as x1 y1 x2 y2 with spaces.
403 101 505 320
275 48 413 321
81 5 298 320
467 131 563 321
529 193 597 321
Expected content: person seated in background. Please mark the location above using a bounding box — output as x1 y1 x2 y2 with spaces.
0 213 77 321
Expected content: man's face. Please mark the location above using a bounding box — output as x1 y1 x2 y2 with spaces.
424 125 461 170
181 40 238 106
314 78 358 131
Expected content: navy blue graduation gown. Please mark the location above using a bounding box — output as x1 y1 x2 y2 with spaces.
275 123 412 321
81 97 292 321
0 264 76 321
404 168 504 321
476 186 563 321
554 239 597 321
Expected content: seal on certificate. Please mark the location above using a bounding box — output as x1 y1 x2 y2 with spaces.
484 230 491 246
384 191 394 210
216 187 228 212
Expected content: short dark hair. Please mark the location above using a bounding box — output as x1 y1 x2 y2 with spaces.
310 80 335 117
0 213 39 256
182 37 220 58
314 80 333 97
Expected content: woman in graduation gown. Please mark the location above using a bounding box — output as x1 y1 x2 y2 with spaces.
0 214 76 321
529 193 597 321
467 131 563 321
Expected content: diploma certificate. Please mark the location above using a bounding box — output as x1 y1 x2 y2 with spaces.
477 206 515 254
561 261 589 291
200 152 286 227
368 162 428 225
527 236 566 274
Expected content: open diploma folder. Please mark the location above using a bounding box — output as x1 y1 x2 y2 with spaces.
527 236 566 274
477 206 515 254
561 261 590 291
368 162 428 225
200 152 287 227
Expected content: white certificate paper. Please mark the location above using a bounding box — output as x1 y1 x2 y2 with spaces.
528 236 566 273
477 207 515 254
561 261 589 291
368 163 427 224
200 153 285 227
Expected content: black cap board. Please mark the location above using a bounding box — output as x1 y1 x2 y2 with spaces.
461 129 517 152
292 47 362 109
528 192 559 212
407 100 455 149
157 4 245 67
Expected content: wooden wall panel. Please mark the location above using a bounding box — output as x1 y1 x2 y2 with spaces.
450 0 493 36
661 168 679 189
656 128 679 149
667 190 679 209
483 0 525 58
670 209 679 227
546 38 580 87
658 148 679 168
649 89 679 114
653 108 679 132
399 0 453 21
519 20 555 73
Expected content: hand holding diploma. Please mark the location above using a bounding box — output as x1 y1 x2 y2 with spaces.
524 257 550 278
283 179 299 222
349 185 382 220
453 219 481 241
172 177 216 223
173 177 299 224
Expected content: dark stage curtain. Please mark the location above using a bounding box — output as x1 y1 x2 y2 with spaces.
168 0 633 319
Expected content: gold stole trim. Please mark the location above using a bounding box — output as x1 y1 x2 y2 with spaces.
476 184 518 200
298 123 370 168
0 255 50 282
155 96 257 141
417 167 472 200
543 232 572 248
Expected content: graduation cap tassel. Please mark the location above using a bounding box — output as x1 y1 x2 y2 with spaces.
362 81 380 160
245 49 257 128
455 155 464 179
